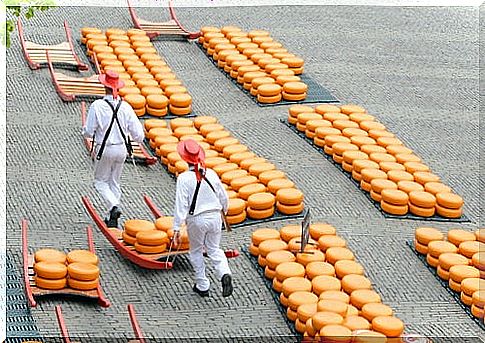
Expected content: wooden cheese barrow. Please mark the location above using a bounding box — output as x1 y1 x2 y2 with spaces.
21 219 110 308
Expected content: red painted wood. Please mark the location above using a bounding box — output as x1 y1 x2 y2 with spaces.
46 51 76 101
21 219 37 307
64 20 88 71
17 19 40 70
168 0 201 39
128 304 146 343
55 305 72 343
87 226 111 307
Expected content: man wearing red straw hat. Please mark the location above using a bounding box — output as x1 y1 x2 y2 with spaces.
82 70 144 228
172 139 233 297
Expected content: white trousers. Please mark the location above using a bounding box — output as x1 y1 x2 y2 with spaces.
93 144 126 213
186 211 231 292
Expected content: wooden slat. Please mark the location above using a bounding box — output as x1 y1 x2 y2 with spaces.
25 41 71 50
31 57 77 63
58 81 104 88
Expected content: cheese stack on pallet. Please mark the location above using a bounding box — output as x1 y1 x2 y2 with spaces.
33 249 68 290
250 223 405 340
66 250 100 291
198 26 308 103
414 227 485 319
287 104 465 218
80 27 192 117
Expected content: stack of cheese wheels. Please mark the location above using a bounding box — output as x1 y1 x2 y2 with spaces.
124 93 146 117
166 227 190 250
472 290 484 319
435 192 464 219
282 81 307 101
287 105 314 126
257 238 288 271
274 261 305 294
122 219 156 247
146 94 169 117
426 239 458 269
66 250 100 291
413 227 444 255
250 228 281 257
282 277 312 309
276 188 304 215
472 252 485 279
257 83 282 104
81 27 102 45
33 249 68 290
135 229 170 254
296 112 321 133
370 179 397 203
169 93 192 116
227 198 246 224
247 192 276 219
281 57 304 75
380 189 409 216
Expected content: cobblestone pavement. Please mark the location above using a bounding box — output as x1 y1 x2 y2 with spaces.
6 3 483 342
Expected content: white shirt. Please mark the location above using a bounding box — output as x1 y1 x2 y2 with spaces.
173 168 229 232
82 95 144 145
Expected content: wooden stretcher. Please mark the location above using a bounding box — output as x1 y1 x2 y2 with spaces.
127 0 201 40
47 50 105 101
17 19 88 71
81 195 239 270
55 304 146 343
80 102 158 166
21 219 110 308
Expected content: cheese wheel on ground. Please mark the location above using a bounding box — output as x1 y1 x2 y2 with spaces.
67 262 100 281
471 305 485 319
428 240 458 258
247 192 276 210
426 254 440 268
371 179 398 194
265 266 276 280
226 211 246 224
34 249 67 264
231 175 259 192
343 316 371 332
415 227 444 245
414 239 428 254
459 241 484 259
67 250 99 265
297 303 318 324
447 229 476 246
227 198 246 216
334 260 364 279
251 228 280 246
311 312 344 331
472 291 485 308
436 204 463 218
278 225 301 242
438 253 469 272
282 276 312 297
136 230 169 246
361 303 393 322
276 201 304 215
123 94 146 110
134 242 167 254
352 330 387 343
325 247 354 265
397 181 425 194
372 316 404 338
288 237 318 252
449 265 480 283
380 189 408 206
311 275 341 295
35 276 67 290
472 252 484 270
267 179 295 194
317 299 348 317
213 162 239 177
266 250 296 270
306 262 335 279
276 188 304 206
425 183 454 198
350 289 382 309
296 249 325 266
408 191 436 208
275 262 306 282
34 262 67 280
258 239 288 257
318 235 346 252
309 223 336 241
461 278 485 296
341 274 371 294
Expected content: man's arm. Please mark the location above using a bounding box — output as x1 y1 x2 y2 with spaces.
212 172 229 214
82 103 98 138
125 104 144 143
172 177 189 232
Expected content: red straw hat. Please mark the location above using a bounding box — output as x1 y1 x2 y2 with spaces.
98 70 125 98
177 139 206 180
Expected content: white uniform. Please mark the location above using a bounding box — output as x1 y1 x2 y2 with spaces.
173 167 231 292
82 95 144 212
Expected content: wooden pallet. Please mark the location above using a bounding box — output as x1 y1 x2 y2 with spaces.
127 0 201 40
21 219 110 308
47 50 105 101
18 19 88 71
80 102 157 166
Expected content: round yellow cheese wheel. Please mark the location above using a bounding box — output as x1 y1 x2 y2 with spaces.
449 265 480 283
311 275 341 295
277 225 300 243
283 82 308 94
439 252 469 271
134 242 167 254
136 230 169 246
318 235 346 252
258 239 288 257
402 161 430 174
361 145 387 156
276 201 304 215
247 206 275 219
385 145 413 156
34 262 67 280
282 276 312 297
447 229 476 246
424 182 452 196
471 304 485 319
258 255 267 267
315 106 342 116
437 265 450 280
352 160 379 174
369 153 397 164
394 153 421 164
325 247 354 265
426 253 440 268
286 307 298 321
213 162 239 177
472 252 484 270
343 316 371 332
380 189 409 206
461 291 473 306
297 302 318 324
436 204 463 218
266 250 296 270
316 299 348 317
319 324 352 342
34 249 66 264
226 211 246 224
461 277 485 296
288 237 318 252
409 202 435 217
309 223 336 241
472 290 485 308
168 104 191 116
146 94 169 109
239 158 266 171
67 277 99 291
264 266 276 280
248 162 276 177
247 192 276 210
222 144 249 158
124 219 156 237
370 179 398 194
251 228 280 246
372 316 404 338
225 198 245 216
311 312 344 331
267 179 295 195
459 241 483 259
306 262 335 279
35 276 67 290
296 249 325 267
380 200 408 215
378 162 405 174
350 289 382 310
360 121 386 132
361 303 393 322
352 330 387 343
341 274 371 295
257 170 285 186
340 104 366 114
256 83 282 97
334 260 364 279
413 172 440 185
434 192 464 210
66 250 99 266
276 188 304 206
415 227 444 245
67 262 99 281
397 180 424 194
249 243 259 257
414 239 428 255
361 168 388 183
124 94 146 109
275 262 306 282
427 240 458 258
122 231 137 245
408 190 436 208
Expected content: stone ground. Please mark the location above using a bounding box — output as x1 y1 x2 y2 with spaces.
5 3 484 342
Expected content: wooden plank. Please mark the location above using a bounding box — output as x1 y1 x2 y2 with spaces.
56 77 100 84
25 41 70 50
58 82 104 88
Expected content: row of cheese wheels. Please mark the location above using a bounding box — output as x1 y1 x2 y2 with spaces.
288 104 464 218
122 218 190 253
414 227 484 319
33 248 100 291
198 26 308 103
80 27 192 117
249 223 404 340
143 116 305 223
